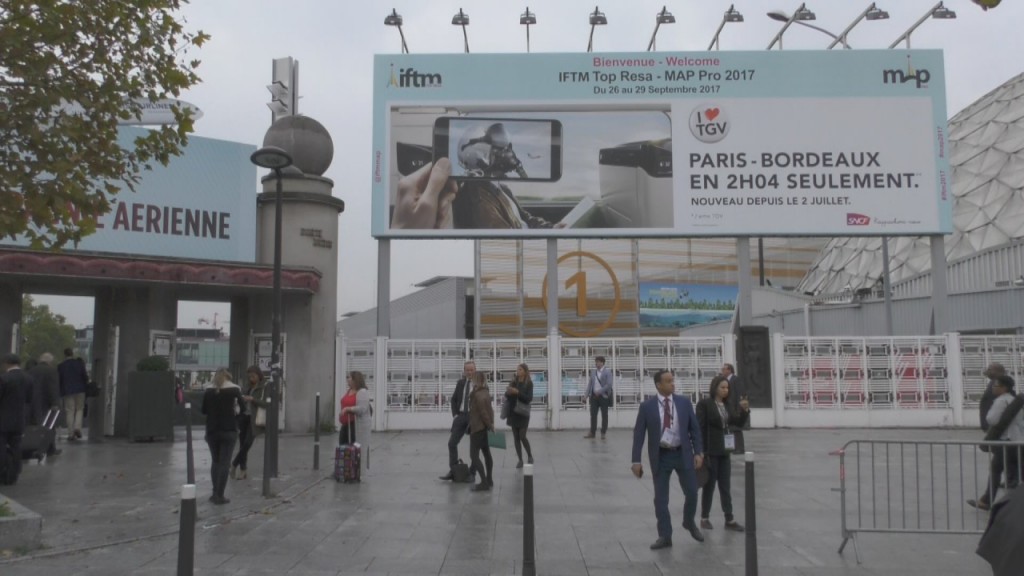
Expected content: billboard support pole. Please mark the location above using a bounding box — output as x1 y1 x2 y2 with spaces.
737 238 753 326
881 237 894 335
930 235 948 334
546 239 558 335
377 239 391 338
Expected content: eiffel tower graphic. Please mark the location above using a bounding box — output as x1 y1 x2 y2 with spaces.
906 54 924 84
387 63 399 88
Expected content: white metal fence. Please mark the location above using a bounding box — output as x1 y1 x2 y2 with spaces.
338 333 1024 430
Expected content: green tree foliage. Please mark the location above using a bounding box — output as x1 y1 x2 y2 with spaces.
0 1 209 249
20 294 75 362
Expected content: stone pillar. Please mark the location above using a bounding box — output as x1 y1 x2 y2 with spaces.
256 115 343 434
0 282 24 354
109 286 178 436
89 286 114 441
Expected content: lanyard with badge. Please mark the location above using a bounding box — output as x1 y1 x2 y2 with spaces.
718 401 736 452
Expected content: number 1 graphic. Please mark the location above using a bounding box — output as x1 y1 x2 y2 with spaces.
565 271 587 317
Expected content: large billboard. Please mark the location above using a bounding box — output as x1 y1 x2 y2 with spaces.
372 50 949 238
1 128 257 262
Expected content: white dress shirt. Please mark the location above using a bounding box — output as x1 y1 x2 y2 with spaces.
657 393 682 448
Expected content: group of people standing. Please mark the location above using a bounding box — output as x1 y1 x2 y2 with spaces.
439 360 535 491
0 349 95 484
200 366 268 504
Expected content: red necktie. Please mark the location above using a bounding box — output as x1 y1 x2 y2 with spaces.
663 398 671 431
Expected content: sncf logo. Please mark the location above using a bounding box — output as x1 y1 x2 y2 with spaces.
847 213 871 226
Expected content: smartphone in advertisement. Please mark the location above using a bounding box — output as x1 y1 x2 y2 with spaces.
433 117 562 182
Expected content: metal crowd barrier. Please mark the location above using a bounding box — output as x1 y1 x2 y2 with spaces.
832 439 1024 564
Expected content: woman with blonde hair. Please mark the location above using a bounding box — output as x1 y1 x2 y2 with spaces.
505 363 534 468
338 371 372 476
201 368 245 504
231 366 269 480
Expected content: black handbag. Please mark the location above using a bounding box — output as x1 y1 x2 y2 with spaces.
512 399 531 417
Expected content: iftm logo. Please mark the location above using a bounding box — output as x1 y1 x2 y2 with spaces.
847 213 871 226
882 55 930 89
387 63 442 88
688 104 729 144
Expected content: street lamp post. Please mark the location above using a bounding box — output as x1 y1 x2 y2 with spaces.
384 9 409 54
708 5 744 51
520 7 536 53
767 5 853 49
249 145 293 498
587 6 607 53
646 6 676 52
452 8 470 53
766 3 815 50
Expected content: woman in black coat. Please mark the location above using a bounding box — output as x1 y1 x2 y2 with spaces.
505 363 535 468
696 375 750 531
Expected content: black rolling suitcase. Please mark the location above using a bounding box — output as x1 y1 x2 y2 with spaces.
22 408 59 462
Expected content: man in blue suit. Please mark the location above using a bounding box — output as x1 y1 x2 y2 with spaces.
631 369 705 549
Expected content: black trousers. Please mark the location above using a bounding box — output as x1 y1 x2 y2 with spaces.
447 414 470 470
982 447 1007 504
512 425 532 462
0 431 22 483
469 430 493 484
589 395 609 435
205 431 238 498
232 415 256 470
701 454 734 521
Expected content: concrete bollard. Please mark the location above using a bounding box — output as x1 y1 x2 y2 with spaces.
745 451 758 576
314 392 321 471
184 403 195 484
523 463 536 576
176 483 196 576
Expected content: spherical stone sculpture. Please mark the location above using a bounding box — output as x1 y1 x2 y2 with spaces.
262 115 334 176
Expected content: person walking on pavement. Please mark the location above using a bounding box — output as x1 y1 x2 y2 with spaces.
720 363 748 453
584 356 613 439
970 363 1009 511
970 374 1022 510
631 369 705 549
0 354 32 484
468 371 494 492
28 352 62 456
231 366 269 480
696 375 749 532
338 371 372 477
57 348 88 441
440 361 476 481
201 368 245 505
505 363 534 469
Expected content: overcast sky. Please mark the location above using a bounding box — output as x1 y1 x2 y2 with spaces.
34 0 1024 329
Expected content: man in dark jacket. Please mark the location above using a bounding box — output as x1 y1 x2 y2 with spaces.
0 353 33 483
58 348 89 441
970 363 1009 510
439 361 476 481
28 352 62 456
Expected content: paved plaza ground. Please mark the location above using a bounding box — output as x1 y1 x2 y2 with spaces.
0 426 992 575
